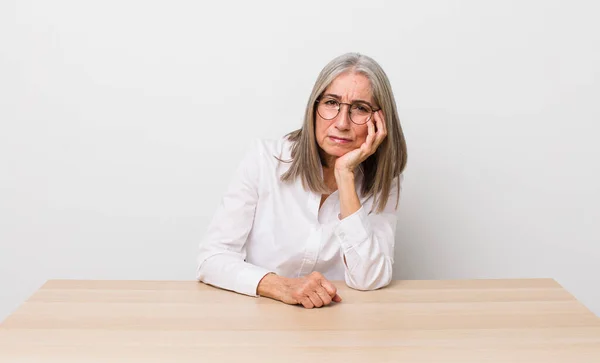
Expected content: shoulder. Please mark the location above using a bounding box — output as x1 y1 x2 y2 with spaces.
239 136 295 190
246 135 294 164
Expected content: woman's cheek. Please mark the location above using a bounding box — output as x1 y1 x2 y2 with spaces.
354 126 369 145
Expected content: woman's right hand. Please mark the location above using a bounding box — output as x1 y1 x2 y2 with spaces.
257 271 342 308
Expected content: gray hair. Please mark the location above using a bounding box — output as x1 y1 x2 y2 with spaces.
281 52 407 213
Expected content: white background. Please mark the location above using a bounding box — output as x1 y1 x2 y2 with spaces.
1 0 599 322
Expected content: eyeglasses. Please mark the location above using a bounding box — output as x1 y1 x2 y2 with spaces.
315 97 380 125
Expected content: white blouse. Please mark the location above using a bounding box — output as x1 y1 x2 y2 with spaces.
196 137 403 297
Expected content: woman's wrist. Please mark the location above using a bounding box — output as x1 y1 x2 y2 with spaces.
334 167 355 183
256 272 283 299
335 169 361 219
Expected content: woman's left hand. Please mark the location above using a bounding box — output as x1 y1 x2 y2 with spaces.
334 110 388 173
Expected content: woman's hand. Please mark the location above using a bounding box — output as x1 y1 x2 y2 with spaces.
334 110 388 173
257 271 342 308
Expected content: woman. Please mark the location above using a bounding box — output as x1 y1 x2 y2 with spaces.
197 52 407 309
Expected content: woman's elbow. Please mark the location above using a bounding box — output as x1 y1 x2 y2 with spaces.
345 257 393 291
196 257 208 282
196 248 220 282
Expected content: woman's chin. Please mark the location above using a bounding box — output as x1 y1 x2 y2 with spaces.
321 144 349 156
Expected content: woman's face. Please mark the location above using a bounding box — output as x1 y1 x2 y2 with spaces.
315 72 374 163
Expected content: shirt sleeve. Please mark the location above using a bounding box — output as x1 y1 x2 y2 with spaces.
333 174 403 291
196 139 273 297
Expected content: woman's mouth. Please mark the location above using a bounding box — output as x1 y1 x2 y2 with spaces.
329 136 352 144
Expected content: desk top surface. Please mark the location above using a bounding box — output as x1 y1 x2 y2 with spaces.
1 278 599 362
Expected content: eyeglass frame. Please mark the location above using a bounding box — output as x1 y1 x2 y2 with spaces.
315 97 381 125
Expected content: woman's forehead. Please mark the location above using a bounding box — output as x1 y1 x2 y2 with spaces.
324 72 373 103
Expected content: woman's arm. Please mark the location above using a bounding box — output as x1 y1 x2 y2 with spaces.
198 140 342 308
331 110 401 291
335 172 402 291
196 140 272 297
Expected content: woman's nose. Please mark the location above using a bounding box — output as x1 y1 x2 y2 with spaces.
335 105 352 129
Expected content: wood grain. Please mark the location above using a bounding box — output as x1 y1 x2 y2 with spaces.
1 279 599 362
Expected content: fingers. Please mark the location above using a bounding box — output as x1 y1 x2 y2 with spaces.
292 272 341 309
317 274 342 304
364 109 387 155
320 279 338 298
300 297 314 309
373 110 388 143
315 287 332 306
365 121 376 149
300 292 330 309
307 291 324 308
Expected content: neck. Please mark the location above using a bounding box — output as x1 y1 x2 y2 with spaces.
318 152 336 192
322 165 337 193
319 150 337 169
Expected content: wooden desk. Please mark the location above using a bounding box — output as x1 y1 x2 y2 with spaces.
1 279 599 362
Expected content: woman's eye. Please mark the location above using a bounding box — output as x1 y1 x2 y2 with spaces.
354 105 370 113
324 100 338 106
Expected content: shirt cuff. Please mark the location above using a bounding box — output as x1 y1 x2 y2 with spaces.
334 205 372 251
234 265 273 297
